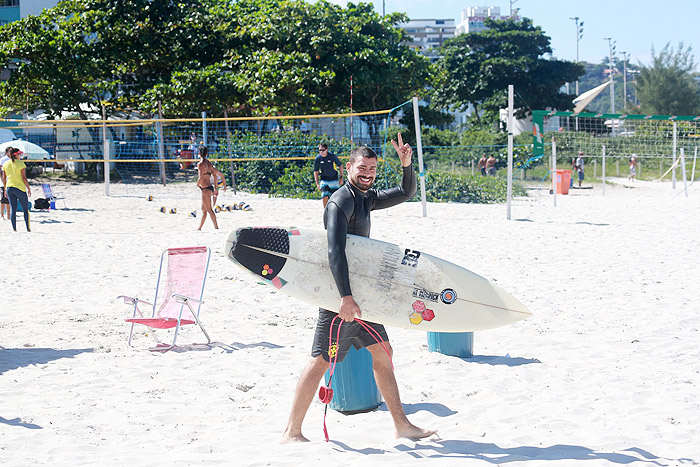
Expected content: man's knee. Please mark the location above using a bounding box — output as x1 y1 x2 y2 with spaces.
367 342 393 367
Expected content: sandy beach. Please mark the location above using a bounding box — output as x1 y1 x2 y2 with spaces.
1 176 699 466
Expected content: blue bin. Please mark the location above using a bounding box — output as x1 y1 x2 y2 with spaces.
324 346 382 414
427 332 474 358
15 201 32 212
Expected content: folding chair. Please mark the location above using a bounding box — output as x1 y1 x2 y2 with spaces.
119 246 212 351
41 183 66 208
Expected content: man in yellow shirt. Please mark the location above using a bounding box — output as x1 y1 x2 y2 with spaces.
2 148 32 231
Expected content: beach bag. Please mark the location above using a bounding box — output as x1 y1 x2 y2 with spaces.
34 198 50 210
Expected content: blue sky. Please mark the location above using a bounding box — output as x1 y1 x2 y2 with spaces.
325 0 699 68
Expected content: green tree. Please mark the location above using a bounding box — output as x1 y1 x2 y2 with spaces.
0 0 228 119
634 42 700 115
433 18 584 124
0 0 430 125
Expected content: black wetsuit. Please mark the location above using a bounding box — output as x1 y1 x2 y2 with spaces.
311 164 417 361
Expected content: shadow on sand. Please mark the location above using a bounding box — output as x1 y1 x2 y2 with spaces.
467 354 541 367
393 440 681 465
332 438 685 465
0 347 94 375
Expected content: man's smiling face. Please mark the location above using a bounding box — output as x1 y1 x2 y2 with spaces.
346 155 377 192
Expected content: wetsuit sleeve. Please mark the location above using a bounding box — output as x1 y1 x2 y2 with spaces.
324 197 354 297
372 164 417 210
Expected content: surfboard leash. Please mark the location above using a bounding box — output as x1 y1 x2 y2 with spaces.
319 315 394 442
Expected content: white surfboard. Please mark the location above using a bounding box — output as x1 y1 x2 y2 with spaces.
224 226 531 332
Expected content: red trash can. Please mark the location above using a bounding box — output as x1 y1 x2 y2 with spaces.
555 170 571 194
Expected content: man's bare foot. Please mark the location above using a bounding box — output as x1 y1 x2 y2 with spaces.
280 431 310 444
395 423 438 440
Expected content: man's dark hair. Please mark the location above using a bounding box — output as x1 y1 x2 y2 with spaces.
348 146 378 164
319 143 328 150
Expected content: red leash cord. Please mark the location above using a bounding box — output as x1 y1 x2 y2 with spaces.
319 315 393 442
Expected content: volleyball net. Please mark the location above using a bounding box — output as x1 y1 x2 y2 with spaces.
533 111 700 183
0 100 524 203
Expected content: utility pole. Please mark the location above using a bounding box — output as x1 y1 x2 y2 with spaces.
604 37 616 114
509 0 518 16
621 51 629 110
569 17 583 95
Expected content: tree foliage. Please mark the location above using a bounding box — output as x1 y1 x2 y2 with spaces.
0 0 430 119
432 18 584 123
634 42 700 115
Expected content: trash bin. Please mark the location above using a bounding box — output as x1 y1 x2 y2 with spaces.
427 332 474 358
16 201 32 212
324 346 382 414
555 169 571 194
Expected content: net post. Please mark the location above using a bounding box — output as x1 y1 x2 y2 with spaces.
672 121 677 189
602 145 606 195
101 103 110 197
412 96 427 218
680 148 688 197
506 85 514 220
202 111 207 147
157 101 166 186
551 137 557 207
692 147 697 183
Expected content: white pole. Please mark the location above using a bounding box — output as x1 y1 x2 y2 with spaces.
412 97 427 217
602 145 606 195
101 103 110 197
506 85 514 220
692 147 697 183
202 111 208 147
680 148 688 197
551 137 557 207
672 121 677 189
157 101 166 186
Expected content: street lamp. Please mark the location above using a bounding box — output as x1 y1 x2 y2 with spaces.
604 37 616 114
569 17 583 95
621 51 629 110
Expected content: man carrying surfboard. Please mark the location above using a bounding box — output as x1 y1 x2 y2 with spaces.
281 133 436 443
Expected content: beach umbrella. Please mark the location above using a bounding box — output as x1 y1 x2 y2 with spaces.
0 139 50 160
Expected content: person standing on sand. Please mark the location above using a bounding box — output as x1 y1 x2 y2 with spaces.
478 154 487 176
196 146 224 230
281 134 436 444
314 143 344 208
0 147 11 220
575 151 585 188
486 154 497 176
628 155 637 181
2 147 31 232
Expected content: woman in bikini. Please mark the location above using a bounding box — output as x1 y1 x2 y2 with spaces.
196 146 225 230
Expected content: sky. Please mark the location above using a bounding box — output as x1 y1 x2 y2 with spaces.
324 0 699 68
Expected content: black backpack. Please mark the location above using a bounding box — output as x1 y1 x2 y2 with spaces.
34 198 50 210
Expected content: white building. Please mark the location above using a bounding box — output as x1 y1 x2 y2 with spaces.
455 6 520 35
0 0 60 26
398 19 455 62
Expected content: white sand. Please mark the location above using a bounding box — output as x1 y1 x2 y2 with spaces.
1 177 699 466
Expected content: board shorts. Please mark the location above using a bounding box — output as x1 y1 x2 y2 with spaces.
578 170 584 181
320 179 340 198
311 308 389 362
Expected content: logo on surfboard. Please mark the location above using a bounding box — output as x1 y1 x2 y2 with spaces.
412 287 458 305
401 249 421 268
409 300 435 325
440 288 457 304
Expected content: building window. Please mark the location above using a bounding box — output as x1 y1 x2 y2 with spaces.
0 0 20 7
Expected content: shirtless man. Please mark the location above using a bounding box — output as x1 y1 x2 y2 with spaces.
281 134 436 443
478 154 487 176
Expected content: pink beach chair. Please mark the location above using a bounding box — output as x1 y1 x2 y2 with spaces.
119 246 212 351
